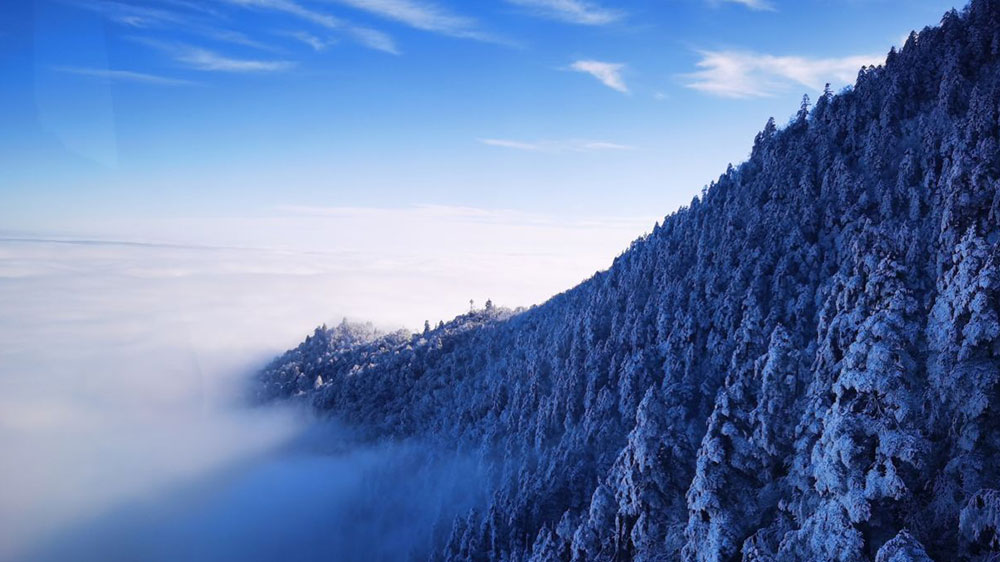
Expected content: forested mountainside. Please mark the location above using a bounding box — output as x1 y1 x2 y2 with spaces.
257 1 1000 560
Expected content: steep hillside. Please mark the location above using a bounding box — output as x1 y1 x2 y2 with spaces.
258 1 1000 560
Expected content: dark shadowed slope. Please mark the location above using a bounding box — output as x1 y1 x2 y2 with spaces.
258 1 1000 559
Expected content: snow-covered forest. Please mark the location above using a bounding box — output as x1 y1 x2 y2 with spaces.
258 1 1000 559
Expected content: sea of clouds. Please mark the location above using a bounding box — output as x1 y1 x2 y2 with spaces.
0 205 653 560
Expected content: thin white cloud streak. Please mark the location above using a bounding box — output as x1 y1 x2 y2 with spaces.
73 1 275 51
682 50 885 98
222 0 399 53
478 138 635 152
581 141 633 150
569 59 629 93
72 0 400 60
479 138 543 151
327 0 505 43
52 66 196 86
224 0 344 28
504 0 623 25
348 27 400 53
201 28 278 51
72 0 184 28
286 30 333 51
717 0 776 11
176 45 295 72
155 0 227 18
129 36 295 72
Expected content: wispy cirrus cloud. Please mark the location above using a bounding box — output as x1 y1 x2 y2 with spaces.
478 138 635 152
52 66 196 86
152 0 226 18
569 60 628 93
222 0 399 53
176 46 296 72
72 1 273 50
348 27 400 53
503 0 623 25
199 28 277 51
133 38 296 72
223 0 343 28
715 0 776 11
328 0 505 43
285 30 334 51
479 138 542 151
72 1 183 28
581 141 634 150
682 50 884 98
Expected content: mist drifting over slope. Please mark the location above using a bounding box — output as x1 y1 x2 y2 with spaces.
0 207 651 560
24 422 490 562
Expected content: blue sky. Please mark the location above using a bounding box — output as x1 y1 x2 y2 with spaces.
0 0 959 231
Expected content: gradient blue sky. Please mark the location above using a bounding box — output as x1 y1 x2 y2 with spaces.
1 0 959 231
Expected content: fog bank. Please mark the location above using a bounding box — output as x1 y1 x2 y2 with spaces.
25 424 487 562
0 206 652 560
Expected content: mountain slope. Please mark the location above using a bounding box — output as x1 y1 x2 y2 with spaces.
258 2 1000 560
